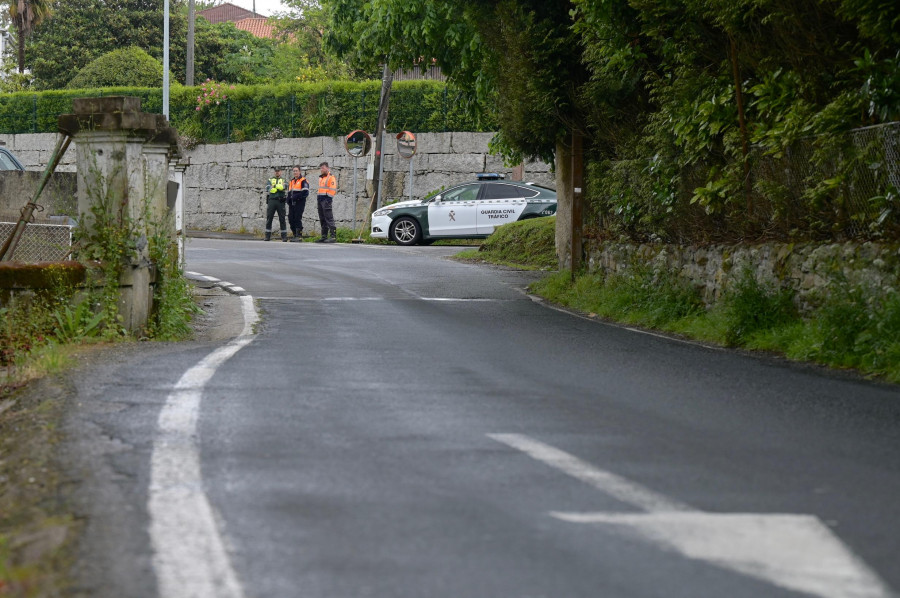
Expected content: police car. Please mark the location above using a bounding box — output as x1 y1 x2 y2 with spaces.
371 174 557 246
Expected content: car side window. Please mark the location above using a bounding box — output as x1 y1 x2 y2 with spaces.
483 183 526 200
441 184 481 202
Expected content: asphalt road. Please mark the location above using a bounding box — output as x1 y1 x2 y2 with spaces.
68 238 900 598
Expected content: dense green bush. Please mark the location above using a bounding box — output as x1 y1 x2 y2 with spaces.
66 47 165 90
721 270 798 346
0 80 494 139
470 216 558 269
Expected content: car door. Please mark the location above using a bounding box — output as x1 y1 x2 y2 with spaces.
476 183 531 234
427 183 482 236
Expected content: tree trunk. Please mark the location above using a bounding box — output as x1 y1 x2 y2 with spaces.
555 136 573 271
186 0 195 86
16 17 25 74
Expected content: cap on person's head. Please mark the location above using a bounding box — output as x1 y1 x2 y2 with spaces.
319 162 329 168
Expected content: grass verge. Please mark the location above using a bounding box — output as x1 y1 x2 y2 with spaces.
454 217 556 270
532 268 900 383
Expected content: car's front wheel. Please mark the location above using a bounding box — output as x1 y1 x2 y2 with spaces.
390 217 422 246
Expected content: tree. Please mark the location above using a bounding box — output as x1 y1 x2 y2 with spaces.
26 0 279 89
323 0 585 163
271 0 361 79
5 0 51 73
186 0 195 86
66 46 165 89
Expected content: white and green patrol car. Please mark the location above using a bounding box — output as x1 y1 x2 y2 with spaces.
371 175 557 246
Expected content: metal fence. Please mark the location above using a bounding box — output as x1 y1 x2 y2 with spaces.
0 220 73 262
0 85 486 143
749 122 900 240
595 122 900 243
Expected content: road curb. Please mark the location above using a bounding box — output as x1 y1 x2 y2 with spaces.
184 271 248 296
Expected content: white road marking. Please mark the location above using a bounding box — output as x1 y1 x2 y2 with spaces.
148 295 258 598
550 512 893 598
252 296 514 302
488 433 693 513
489 433 894 598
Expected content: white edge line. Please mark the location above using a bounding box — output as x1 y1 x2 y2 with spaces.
148 295 257 598
524 291 725 352
488 433 694 514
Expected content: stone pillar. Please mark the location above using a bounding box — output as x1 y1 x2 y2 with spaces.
143 140 175 224
58 97 179 333
171 158 190 264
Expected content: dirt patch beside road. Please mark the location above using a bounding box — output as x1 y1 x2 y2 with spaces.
0 283 247 596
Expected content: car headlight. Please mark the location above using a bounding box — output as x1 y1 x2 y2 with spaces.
373 209 393 217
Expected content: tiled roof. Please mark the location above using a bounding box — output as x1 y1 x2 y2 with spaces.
233 17 277 39
197 2 256 25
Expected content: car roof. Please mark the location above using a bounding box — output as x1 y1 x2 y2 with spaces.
441 180 556 193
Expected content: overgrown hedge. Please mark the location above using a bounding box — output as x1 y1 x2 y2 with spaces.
0 80 495 141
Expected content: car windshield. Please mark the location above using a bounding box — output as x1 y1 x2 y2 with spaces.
0 151 19 171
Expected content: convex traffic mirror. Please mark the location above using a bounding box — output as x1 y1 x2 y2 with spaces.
345 130 372 158
396 131 417 159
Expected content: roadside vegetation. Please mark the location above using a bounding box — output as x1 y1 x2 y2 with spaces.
1 186 199 595
533 268 900 383
455 217 556 270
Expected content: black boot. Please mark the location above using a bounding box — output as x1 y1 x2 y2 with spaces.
281 231 288 242
264 231 271 241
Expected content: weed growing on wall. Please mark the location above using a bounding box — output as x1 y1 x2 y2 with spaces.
147 215 199 341
74 167 136 339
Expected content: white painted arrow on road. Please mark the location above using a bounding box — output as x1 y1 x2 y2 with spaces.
489 433 895 598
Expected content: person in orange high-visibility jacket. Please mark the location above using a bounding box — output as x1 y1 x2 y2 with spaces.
315 161 338 243
287 166 309 241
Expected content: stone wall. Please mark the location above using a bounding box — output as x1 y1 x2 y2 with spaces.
180 132 553 233
587 240 900 311
3 131 553 234
0 133 77 173
0 170 78 219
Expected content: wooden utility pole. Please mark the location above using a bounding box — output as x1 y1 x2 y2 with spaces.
730 36 751 213
186 0 195 86
570 131 585 278
368 62 394 214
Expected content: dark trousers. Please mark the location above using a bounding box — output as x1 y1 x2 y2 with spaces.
266 198 287 233
288 198 306 235
317 196 336 237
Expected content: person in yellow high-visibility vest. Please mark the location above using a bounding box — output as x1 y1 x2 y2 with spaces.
264 167 288 242
315 162 338 243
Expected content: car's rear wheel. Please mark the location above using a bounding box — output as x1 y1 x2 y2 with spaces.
391 217 422 246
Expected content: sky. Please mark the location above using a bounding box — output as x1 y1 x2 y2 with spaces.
223 0 289 17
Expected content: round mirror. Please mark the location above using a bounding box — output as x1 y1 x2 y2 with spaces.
396 131 417 159
345 130 372 158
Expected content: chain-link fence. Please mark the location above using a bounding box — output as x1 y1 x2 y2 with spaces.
0 220 73 262
750 122 900 240
594 122 900 243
